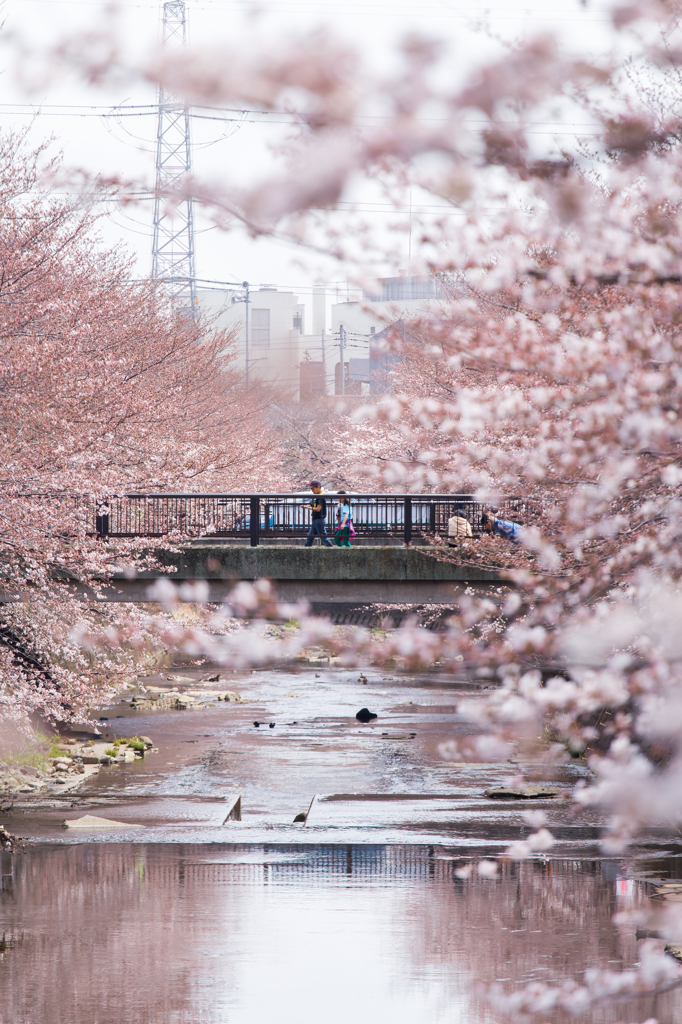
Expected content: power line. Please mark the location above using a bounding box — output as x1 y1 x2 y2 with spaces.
12 0 614 12
0 103 608 134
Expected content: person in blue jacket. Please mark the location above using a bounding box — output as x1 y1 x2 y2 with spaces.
333 489 354 548
481 510 522 544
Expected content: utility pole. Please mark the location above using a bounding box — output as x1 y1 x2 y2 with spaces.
339 324 346 395
321 328 326 395
229 282 251 383
243 281 250 385
151 0 196 312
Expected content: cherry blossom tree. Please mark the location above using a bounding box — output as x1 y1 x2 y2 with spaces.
0 129 287 723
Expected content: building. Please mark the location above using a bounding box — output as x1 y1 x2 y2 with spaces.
197 275 447 401
196 285 306 399
328 275 449 396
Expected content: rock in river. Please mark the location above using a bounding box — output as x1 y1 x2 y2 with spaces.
63 814 137 830
484 785 559 799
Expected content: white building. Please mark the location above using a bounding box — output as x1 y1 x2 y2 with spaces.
196 285 306 400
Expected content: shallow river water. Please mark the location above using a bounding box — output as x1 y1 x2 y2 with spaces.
1 844 680 1024
2 665 682 1023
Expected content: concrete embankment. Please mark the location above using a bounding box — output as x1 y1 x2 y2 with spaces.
101 545 505 604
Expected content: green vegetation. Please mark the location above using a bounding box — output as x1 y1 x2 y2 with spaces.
46 740 69 760
11 748 49 770
1 731 70 772
103 737 145 757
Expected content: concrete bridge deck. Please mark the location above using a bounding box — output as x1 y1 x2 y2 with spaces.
102 545 505 605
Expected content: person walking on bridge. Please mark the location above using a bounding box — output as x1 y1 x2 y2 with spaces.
333 489 354 548
303 480 334 547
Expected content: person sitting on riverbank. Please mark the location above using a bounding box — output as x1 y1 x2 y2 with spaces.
334 489 354 548
481 510 522 544
303 480 334 547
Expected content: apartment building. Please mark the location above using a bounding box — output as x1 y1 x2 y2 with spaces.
325 275 448 396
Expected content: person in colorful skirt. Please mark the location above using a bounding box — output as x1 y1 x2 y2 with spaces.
334 490 353 548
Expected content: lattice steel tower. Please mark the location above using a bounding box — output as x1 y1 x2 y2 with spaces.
151 0 196 310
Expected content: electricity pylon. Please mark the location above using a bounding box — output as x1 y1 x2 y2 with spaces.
151 0 197 310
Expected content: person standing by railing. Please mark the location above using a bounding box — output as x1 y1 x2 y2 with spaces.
333 489 354 548
447 513 472 547
303 480 334 547
95 499 110 540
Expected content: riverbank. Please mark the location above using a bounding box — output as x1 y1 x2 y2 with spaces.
0 735 158 798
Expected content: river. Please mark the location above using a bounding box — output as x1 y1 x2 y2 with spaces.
1 664 681 1022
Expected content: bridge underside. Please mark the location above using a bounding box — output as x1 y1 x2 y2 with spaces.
91 545 506 605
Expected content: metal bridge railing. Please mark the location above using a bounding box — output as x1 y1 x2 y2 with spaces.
92 493 523 546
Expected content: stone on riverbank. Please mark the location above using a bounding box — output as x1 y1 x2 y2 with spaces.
652 882 682 902
1 769 46 794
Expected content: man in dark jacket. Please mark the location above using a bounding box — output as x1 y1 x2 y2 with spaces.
303 480 334 547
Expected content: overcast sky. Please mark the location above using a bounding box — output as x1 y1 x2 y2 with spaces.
0 0 619 316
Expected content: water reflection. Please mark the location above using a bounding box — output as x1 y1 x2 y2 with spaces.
0 844 679 1024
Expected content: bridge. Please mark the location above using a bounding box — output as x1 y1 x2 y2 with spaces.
93 492 521 545
86 493 518 609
